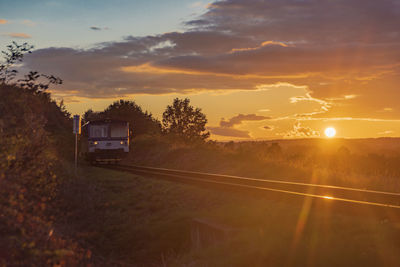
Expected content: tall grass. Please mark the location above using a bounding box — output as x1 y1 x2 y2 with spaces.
126 136 400 192
65 163 400 266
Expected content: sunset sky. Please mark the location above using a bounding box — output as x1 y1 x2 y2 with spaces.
1 0 400 140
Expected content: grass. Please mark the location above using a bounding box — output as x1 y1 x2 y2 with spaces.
126 137 400 192
66 164 239 265
67 163 400 266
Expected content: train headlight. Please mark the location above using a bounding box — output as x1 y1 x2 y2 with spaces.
94 141 98 145
120 141 124 145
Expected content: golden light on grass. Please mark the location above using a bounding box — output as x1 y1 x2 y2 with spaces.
324 127 336 138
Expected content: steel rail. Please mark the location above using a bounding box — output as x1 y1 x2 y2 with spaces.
104 164 400 211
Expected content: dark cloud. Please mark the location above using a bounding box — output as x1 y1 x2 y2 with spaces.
161 31 250 55
184 19 208 27
156 43 400 77
208 126 250 138
209 113 271 138
192 0 400 45
220 114 271 127
90 26 109 31
23 46 262 98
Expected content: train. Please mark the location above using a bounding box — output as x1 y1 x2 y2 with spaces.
81 119 130 164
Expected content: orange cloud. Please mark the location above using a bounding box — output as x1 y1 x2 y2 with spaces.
21 20 36 26
378 130 394 135
121 63 207 76
6 32 32 39
121 63 310 80
283 122 320 138
0 19 7 24
230 40 288 53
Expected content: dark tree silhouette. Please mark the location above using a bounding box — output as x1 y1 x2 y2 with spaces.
162 98 210 141
83 100 161 137
103 100 161 136
18 71 62 93
0 41 62 93
82 108 103 123
0 42 33 84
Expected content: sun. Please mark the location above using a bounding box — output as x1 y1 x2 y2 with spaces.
325 127 336 138
324 127 336 138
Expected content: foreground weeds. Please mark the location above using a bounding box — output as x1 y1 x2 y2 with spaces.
63 165 400 266
0 84 91 265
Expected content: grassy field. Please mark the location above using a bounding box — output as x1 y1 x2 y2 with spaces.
69 164 400 266
126 137 400 192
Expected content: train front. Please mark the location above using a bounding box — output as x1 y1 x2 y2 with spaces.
87 120 129 163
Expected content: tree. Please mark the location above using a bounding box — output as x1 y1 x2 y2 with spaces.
18 71 62 93
0 42 33 84
83 100 161 137
0 41 62 93
82 108 102 123
103 100 161 136
162 98 210 142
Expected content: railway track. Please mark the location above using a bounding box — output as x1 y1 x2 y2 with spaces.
104 164 400 211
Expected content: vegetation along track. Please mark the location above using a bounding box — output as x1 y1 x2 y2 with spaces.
103 164 400 222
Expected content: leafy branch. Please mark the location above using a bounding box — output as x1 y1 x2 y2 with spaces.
0 41 62 93
18 71 62 93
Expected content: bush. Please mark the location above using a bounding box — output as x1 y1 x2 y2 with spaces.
0 84 87 265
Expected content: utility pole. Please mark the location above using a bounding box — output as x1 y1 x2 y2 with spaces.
73 115 81 173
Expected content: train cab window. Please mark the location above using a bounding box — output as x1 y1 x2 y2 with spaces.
111 123 128 137
90 125 108 138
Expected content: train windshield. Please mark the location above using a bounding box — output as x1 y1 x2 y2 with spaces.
89 124 108 138
111 123 128 138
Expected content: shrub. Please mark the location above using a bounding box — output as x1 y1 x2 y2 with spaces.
0 84 87 265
